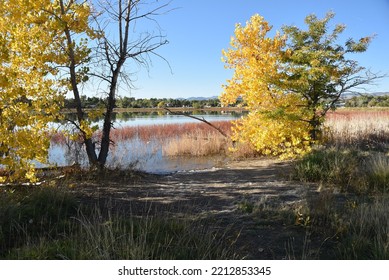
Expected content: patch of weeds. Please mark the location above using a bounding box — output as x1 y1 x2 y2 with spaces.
337 197 389 259
236 200 255 213
283 191 352 259
293 147 367 193
284 230 316 260
0 187 78 257
288 188 389 259
236 195 289 216
294 146 389 195
293 147 366 192
365 154 389 193
59 167 146 185
255 208 296 228
6 212 239 260
1 187 239 260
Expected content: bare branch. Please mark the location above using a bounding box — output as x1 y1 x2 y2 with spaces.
87 0 174 166
163 108 228 138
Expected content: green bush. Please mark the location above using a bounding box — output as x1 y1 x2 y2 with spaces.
293 147 389 194
293 148 362 191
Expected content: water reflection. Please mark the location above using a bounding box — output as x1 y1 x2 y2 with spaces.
62 111 243 127
50 138 224 174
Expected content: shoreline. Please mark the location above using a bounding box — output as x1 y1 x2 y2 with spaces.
61 107 248 113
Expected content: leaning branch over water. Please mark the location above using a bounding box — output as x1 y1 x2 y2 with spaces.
163 108 228 138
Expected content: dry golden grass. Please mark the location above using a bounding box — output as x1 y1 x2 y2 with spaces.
324 109 389 149
115 121 234 157
162 133 228 157
110 121 232 142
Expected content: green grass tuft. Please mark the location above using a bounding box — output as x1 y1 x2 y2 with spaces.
293 148 363 191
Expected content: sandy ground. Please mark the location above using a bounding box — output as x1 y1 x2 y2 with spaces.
69 158 322 259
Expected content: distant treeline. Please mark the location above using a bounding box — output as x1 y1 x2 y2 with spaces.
345 95 389 107
64 95 389 109
63 96 238 109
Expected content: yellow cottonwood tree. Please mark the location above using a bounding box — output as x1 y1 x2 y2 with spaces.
220 15 312 158
221 13 378 158
0 0 92 182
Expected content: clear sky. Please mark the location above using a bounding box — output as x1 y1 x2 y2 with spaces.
119 0 389 99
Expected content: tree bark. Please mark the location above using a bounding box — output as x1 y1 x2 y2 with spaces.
97 68 121 166
95 0 169 167
59 0 98 166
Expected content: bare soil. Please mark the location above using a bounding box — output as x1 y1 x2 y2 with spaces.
66 158 332 259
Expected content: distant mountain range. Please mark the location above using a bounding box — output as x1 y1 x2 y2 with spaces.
183 92 389 101
342 92 389 98
363 92 389 96
184 96 219 101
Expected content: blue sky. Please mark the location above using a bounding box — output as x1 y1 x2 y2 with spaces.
119 0 389 99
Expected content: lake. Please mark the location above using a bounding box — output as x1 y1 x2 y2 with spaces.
49 111 243 173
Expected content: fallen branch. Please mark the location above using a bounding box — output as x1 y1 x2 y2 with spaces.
163 107 228 138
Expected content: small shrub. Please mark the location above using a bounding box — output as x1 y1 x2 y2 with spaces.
365 154 389 192
293 148 362 191
236 200 255 213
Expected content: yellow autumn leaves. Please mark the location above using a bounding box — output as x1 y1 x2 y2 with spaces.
221 12 373 159
220 14 312 159
0 0 93 182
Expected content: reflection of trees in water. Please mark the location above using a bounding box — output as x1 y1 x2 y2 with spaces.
51 135 221 173
56 111 245 125
59 131 161 169
62 126 89 167
64 140 85 166
116 112 159 121
107 138 162 170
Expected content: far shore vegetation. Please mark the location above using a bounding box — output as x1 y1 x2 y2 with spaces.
63 96 243 110
63 93 389 111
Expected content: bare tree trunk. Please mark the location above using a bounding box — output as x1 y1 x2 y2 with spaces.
97 69 121 166
57 0 170 169
59 0 98 166
94 0 170 167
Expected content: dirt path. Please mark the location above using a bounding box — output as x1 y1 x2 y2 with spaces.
71 158 320 259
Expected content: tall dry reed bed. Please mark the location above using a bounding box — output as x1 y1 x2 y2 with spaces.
111 121 232 142
325 109 389 150
110 121 234 157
